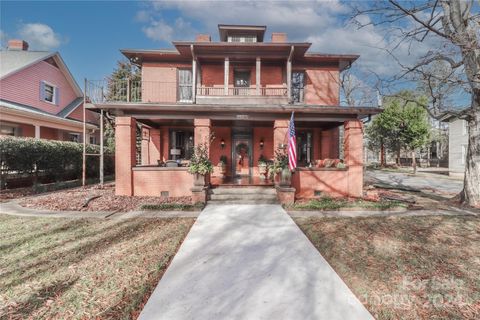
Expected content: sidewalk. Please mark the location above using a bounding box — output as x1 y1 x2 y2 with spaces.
138 204 373 320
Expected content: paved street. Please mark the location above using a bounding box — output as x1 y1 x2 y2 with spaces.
365 169 463 194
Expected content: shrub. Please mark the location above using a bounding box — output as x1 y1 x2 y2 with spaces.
0 136 114 182
188 142 213 175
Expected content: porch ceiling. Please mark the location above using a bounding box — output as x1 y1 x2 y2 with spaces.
87 103 381 122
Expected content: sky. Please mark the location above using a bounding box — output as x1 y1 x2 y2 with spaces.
0 0 473 107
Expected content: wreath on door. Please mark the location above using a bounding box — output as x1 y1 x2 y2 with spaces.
235 143 249 166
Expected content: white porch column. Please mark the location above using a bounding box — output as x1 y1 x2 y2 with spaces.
192 58 197 103
256 57 261 95
34 125 40 139
224 57 229 95
287 45 294 102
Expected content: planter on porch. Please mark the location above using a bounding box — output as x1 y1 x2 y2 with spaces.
193 173 206 186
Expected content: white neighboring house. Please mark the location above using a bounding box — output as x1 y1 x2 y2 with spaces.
441 114 469 177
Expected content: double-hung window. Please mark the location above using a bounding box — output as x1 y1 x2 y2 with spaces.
40 81 59 105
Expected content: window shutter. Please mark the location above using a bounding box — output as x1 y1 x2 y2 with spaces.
40 81 45 101
55 87 60 105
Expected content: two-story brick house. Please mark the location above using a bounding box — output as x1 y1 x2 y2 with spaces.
86 25 380 202
0 39 98 142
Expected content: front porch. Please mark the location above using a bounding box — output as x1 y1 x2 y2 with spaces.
113 114 366 203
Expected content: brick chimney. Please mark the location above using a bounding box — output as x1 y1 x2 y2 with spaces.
8 39 29 51
271 33 287 43
195 34 211 42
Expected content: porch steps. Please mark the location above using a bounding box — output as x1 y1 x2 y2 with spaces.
208 186 278 205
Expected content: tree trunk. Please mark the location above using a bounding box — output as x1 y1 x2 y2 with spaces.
380 143 386 167
411 149 417 174
396 147 401 166
461 103 480 207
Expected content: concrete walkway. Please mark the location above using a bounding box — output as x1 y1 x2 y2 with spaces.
0 201 200 219
139 204 373 320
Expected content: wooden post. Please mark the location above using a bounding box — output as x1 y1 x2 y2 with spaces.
82 78 87 187
100 109 104 186
224 57 229 95
256 57 261 95
34 125 40 139
127 78 131 102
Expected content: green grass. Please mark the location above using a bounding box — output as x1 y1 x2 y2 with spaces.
290 197 406 211
140 202 205 211
0 214 195 319
295 215 480 319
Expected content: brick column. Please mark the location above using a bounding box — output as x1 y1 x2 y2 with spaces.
141 127 150 165
273 120 289 152
344 120 363 197
194 118 211 151
149 128 161 165
115 117 136 196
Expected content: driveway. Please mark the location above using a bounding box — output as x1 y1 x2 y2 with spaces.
365 169 463 194
139 204 373 320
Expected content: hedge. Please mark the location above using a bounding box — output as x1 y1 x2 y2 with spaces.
0 136 114 182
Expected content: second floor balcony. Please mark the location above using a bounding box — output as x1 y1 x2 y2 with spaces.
87 79 305 106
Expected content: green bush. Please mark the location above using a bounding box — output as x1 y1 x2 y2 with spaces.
0 136 114 181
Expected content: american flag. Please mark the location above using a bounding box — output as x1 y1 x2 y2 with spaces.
288 112 297 171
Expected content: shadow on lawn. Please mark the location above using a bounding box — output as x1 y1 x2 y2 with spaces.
1 219 151 289
3 277 79 318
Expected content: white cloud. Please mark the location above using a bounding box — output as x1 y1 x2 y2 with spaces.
17 23 62 50
137 0 441 77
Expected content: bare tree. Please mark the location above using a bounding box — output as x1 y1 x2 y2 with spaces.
352 0 480 206
339 67 378 107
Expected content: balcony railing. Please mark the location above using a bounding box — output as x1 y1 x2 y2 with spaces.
197 86 288 97
86 80 301 104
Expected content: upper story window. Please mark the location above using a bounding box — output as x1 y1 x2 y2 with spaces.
40 81 59 105
292 71 305 103
227 35 257 43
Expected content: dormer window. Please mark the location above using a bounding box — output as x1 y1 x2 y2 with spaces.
40 81 59 105
228 35 257 43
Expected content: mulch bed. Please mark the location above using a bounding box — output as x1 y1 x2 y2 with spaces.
0 187 37 203
18 183 192 212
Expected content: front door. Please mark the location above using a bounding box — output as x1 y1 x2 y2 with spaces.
232 133 252 179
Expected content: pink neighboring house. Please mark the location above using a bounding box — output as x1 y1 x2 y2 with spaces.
0 39 98 142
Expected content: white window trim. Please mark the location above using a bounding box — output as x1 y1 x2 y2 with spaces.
42 81 58 105
462 120 468 135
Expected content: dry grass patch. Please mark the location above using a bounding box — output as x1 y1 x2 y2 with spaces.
0 214 195 319
18 183 192 212
295 215 480 320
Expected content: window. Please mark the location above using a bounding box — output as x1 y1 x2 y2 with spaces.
461 145 467 165
89 136 96 145
0 124 16 136
69 133 80 143
178 69 193 102
228 35 257 43
462 120 468 135
234 70 251 95
169 130 194 160
40 81 59 104
292 71 305 103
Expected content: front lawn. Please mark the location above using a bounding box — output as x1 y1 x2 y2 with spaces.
0 214 195 319
290 197 406 211
295 215 480 319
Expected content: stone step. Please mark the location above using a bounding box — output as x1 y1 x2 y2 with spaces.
209 194 278 201
208 199 279 205
210 187 276 196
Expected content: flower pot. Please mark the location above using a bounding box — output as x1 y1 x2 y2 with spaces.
193 173 205 186
259 164 267 180
279 167 291 187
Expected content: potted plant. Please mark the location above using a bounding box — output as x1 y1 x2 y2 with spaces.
258 155 268 179
188 142 213 186
268 148 291 186
218 155 228 176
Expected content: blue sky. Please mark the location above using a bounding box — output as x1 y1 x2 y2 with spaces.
0 1 472 107
0 0 397 84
